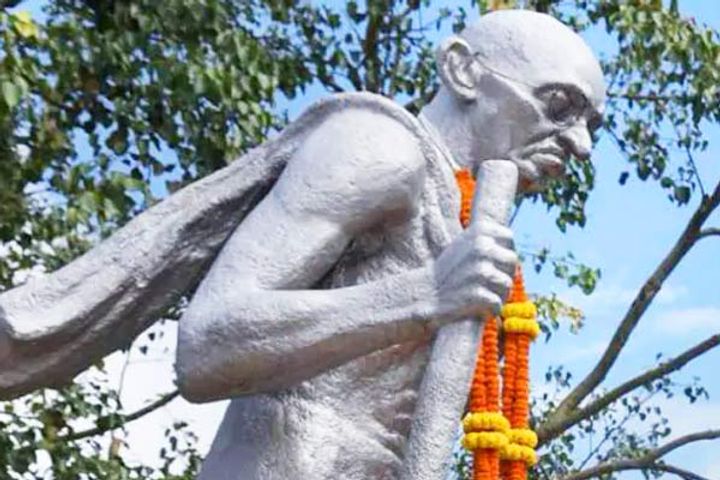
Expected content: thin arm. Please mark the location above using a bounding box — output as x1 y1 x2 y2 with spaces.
176 109 436 402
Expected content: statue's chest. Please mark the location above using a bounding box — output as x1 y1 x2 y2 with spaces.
304 149 463 444
321 155 462 290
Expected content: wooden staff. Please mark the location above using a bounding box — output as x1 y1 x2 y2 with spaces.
401 160 519 480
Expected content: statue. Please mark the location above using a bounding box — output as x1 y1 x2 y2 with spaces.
0 10 605 480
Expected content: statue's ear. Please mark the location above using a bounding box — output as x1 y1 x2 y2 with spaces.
436 36 479 102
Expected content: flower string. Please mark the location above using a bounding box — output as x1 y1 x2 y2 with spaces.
455 168 538 480
500 268 539 479
456 168 475 229
457 168 503 479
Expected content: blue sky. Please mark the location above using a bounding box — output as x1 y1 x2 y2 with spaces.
518 1 720 476
10 0 720 478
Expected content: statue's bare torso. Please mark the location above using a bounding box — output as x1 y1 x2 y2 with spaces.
196 105 463 479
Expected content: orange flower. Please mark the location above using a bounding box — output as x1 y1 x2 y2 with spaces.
455 168 475 228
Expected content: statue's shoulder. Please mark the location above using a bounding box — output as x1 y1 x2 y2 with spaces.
296 91 419 126
279 92 431 155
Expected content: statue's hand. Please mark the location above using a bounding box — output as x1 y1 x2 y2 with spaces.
430 218 517 323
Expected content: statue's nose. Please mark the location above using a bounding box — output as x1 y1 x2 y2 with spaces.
558 122 592 161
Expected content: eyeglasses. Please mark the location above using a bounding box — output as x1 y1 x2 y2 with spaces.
537 85 603 131
472 53 603 131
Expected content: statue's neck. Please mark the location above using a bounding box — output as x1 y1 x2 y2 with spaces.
419 90 475 172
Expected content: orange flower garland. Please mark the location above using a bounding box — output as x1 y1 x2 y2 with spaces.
500 269 539 480
455 168 475 230
455 168 538 480
457 168 505 480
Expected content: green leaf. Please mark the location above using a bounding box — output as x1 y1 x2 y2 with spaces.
673 185 691 204
1 81 23 109
107 128 129 155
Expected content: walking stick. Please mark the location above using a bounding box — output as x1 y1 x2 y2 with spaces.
401 160 519 480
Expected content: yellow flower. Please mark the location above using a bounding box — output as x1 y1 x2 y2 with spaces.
507 428 538 448
503 317 541 339
11 11 39 39
501 301 537 319
500 443 537 465
462 431 509 451
462 412 510 433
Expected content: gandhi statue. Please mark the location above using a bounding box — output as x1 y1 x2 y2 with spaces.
0 10 605 480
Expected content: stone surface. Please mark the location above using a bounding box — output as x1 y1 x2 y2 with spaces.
0 9 605 479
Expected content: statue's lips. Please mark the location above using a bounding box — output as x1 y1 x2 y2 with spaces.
514 149 567 191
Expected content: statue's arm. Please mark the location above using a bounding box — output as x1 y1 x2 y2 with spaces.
176 111 430 401
176 110 516 402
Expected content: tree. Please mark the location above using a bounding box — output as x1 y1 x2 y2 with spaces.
0 0 718 479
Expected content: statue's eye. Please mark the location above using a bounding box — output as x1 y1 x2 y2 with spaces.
547 90 574 124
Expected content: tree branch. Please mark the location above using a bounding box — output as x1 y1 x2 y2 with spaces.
671 122 706 197
698 227 720 240
559 429 720 480
0 0 22 9
657 464 712 480
362 2 382 92
652 429 720 458
538 179 720 445
538 334 720 445
60 390 179 442
577 390 658 471
606 91 690 103
404 85 438 114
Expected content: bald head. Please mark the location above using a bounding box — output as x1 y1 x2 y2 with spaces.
459 10 605 110
424 10 606 190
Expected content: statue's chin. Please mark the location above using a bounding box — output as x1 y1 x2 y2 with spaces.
514 156 568 193
472 157 563 193
518 176 542 193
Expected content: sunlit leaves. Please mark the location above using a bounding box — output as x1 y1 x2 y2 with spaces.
593 0 720 204
0 1 308 288
0 374 196 479
0 1 313 475
527 247 601 295
266 0 445 108
9 10 38 38
534 293 585 341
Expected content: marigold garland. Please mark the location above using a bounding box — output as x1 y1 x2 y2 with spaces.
456 168 475 229
463 431 509 450
455 168 539 480
463 412 510 433
500 443 537 465
506 428 538 448
502 302 537 319
501 268 538 479
503 317 540 339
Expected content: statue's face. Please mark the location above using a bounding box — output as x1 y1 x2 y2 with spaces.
436 11 607 192
468 67 605 191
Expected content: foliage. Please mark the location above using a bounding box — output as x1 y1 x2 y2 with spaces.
1 0 719 479
0 0 305 288
1 0 307 476
596 0 720 204
0 368 196 479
